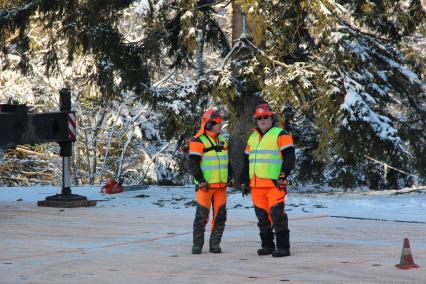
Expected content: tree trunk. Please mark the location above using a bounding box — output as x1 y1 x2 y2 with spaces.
195 21 205 80
228 2 263 187
231 2 243 45
228 95 262 187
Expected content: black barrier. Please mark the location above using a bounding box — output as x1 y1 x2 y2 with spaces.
0 88 96 207
0 109 74 150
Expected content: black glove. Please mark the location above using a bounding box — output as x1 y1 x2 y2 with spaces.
196 181 209 192
227 178 234 188
241 184 250 197
276 172 287 192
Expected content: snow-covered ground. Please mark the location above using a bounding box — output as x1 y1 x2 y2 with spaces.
1 185 426 283
1 185 426 223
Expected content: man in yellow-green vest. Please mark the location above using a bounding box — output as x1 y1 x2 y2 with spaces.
239 103 295 257
188 109 231 254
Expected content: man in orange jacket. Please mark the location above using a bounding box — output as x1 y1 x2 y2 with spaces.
239 103 295 257
188 109 231 254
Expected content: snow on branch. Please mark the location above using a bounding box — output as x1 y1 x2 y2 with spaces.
340 76 403 150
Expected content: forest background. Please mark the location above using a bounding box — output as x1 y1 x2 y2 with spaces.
0 0 425 190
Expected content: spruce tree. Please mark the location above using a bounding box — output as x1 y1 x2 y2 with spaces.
210 0 426 188
1 0 150 98
1 0 425 188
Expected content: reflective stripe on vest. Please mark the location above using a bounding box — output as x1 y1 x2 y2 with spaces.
248 127 283 179
196 134 228 184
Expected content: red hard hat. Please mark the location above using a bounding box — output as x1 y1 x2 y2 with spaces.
253 103 274 118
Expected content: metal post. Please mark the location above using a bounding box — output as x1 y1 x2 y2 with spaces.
59 88 73 196
38 88 96 207
62 157 72 195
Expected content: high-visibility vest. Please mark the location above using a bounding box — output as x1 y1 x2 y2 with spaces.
247 127 283 179
196 134 229 184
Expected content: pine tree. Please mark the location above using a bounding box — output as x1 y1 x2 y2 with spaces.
0 0 232 185
1 0 150 98
210 0 426 188
1 0 425 188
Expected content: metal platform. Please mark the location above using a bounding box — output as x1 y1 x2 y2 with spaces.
37 199 97 208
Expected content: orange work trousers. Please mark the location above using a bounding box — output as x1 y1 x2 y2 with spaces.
196 188 227 230
193 188 227 249
251 185 287 232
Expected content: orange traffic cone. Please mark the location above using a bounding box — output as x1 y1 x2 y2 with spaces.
395 238 419 269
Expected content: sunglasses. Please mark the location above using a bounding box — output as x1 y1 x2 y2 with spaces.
255 116 271 121
209 112 220 119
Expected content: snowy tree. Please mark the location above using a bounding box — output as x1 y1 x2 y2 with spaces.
212 0 426 188
1 0 425 189
0 0 203 185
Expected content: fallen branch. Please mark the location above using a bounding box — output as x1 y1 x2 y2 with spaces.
15 146 49 158
0 176 53 183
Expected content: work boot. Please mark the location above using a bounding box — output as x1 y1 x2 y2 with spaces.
258 247 275 255
192 244 203 254
272 248 290 257
272 230 290 257
257 229 275 256
209 244 222 253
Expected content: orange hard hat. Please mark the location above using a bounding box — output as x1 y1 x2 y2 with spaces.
253 103 274 118
202 109 223 124
194 109 223 137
